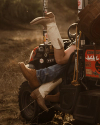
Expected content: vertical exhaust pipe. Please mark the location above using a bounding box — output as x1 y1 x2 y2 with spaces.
43 0 49 44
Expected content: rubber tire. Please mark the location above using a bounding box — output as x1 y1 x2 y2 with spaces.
18 81 38 123
18 81 55 124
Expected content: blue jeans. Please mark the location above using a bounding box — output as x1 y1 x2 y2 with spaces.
36 64 68 84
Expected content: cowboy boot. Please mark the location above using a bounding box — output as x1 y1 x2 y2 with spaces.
30 12 64 49
38 78 62 99
30 88 48 112
45 92 60 102
30 12 55 28
18 62 40 89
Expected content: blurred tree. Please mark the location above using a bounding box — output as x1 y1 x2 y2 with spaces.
0 0 78 28
65 0 77 10
51 0 77 10
0 0 5 18
1 0 42 23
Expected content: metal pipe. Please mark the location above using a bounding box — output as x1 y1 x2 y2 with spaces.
78 0 88 13
78 0 83 13
43 0 48 16
43 0 48 44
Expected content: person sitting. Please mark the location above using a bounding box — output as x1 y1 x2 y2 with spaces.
19 12 76 112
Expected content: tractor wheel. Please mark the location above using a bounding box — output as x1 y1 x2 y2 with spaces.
18 81 55 124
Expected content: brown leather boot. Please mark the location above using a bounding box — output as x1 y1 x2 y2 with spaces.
45 92 60 103
18 62 40 89
30 88 48 112
30 12 55 28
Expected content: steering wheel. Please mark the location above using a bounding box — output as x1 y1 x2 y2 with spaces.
68 23 79 42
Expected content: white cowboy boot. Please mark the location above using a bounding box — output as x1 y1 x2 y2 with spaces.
39 78 62 98
30 12 64 49
30 78 62 111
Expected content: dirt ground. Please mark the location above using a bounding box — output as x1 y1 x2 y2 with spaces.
0 28 45 125
0 27 72 125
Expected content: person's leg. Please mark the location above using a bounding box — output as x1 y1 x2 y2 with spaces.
30 78 62 111
19 62 67 88
30 12 76 65
39 79 61 102
30 62 75 109
36 63 67 84
38 78 62 98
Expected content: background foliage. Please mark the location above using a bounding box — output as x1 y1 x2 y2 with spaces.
0 0 77 29
0 0 42 23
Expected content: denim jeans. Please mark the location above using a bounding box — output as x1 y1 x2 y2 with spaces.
36 64 68 84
